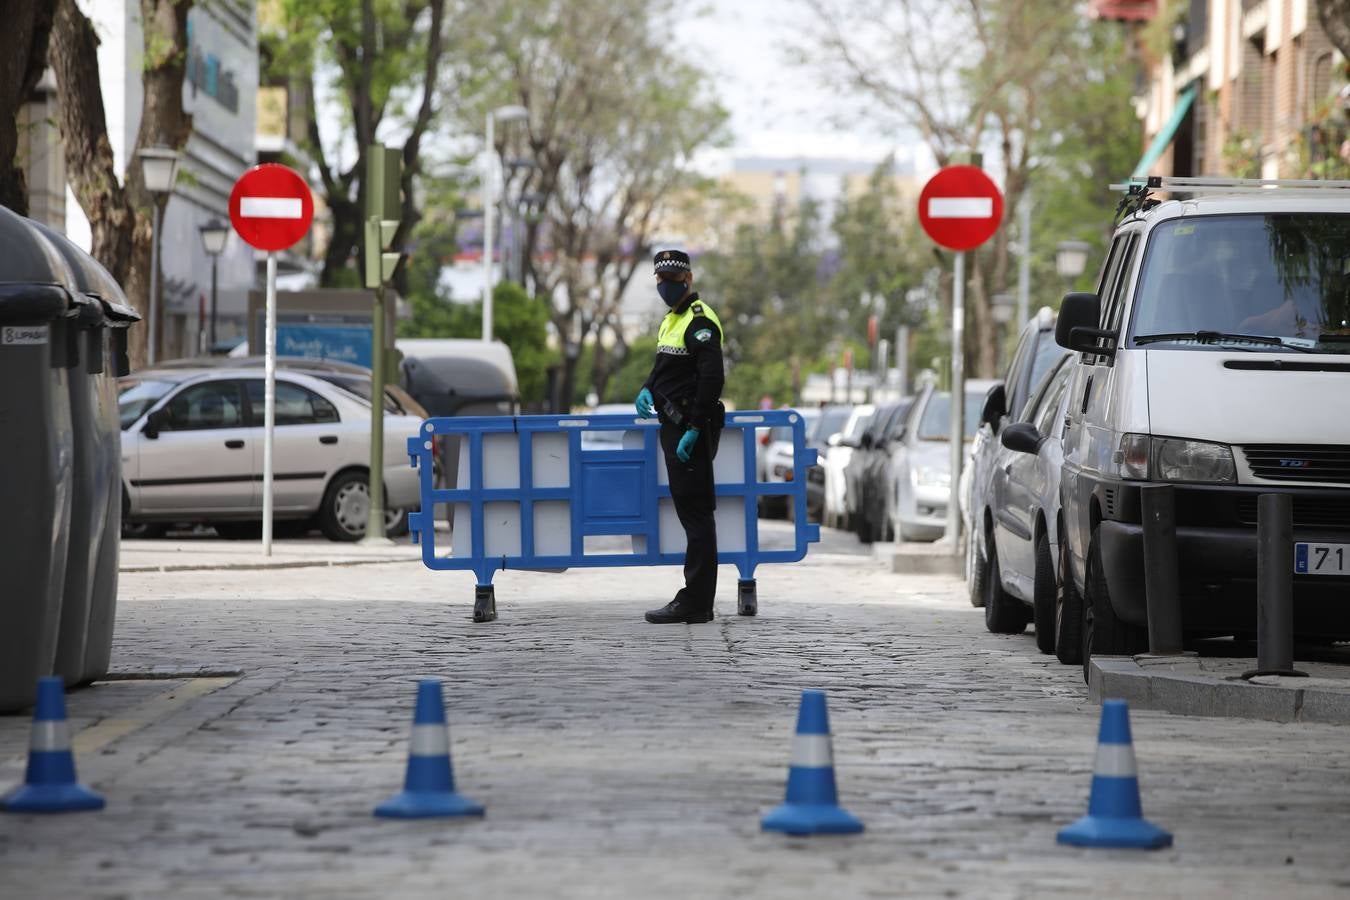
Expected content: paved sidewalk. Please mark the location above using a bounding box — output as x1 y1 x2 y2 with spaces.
119 536 422 572
4 524 1349 898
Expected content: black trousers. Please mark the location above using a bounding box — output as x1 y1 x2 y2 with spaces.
659 420 720 610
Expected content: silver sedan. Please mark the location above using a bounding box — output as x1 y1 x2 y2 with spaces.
118 368 423 541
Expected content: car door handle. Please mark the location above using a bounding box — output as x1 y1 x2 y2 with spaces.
224 439 245 449
319 435 339 445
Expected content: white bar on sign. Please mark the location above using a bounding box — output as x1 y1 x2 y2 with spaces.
928 197 994 219
240 197 303 219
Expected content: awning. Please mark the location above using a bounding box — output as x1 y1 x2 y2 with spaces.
1131 82 1199 179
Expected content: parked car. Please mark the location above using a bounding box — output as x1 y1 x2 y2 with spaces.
761 407 820 518
845 400 912 543
979 355 1075 658
886 379 999 542
1057 182 1350 675
117 368 423 542
964 309 1067 606
801 406 852 522
822 405 874 529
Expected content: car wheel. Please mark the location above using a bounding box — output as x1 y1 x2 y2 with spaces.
983 540 1029 635
318 471 404 542
121 520 166 539
1032 531 1057 655
1055 533 1085 666
1083 523 1148 680
966 526 987 608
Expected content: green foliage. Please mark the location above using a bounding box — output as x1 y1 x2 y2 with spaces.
603 336 658 405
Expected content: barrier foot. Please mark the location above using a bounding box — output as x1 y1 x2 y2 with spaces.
473 585 497 623
737 579 758 617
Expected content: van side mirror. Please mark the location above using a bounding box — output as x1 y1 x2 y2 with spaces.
1055 292 1117 357
1000 422 1042 454
980 383 1007 430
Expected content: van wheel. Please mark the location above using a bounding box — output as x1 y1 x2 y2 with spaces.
1084 524 1148 678
1055 536 1085 666
983 541 1029 635
1032 532 1057 655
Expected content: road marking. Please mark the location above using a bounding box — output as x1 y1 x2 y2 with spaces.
240 197 303 219
927 197 994 219
69 677 236 757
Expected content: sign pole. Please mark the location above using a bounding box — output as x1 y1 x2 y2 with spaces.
262 251 277 556
365 254 389 544
945 251 965 547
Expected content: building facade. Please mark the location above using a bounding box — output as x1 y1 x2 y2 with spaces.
1124 0 1346 180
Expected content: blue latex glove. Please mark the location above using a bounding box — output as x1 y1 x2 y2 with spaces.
676 427 700 463
636 387 655 419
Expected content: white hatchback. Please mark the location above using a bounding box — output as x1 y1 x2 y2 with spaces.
118 368 423 541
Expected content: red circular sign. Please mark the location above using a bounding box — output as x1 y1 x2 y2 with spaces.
918 165 1004 252
228 164 314 252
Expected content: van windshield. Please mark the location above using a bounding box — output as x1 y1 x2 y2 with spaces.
1129 214 1350 354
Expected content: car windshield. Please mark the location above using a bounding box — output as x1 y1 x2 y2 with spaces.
1129 214 1350 354
845 411 873 439
118 379 176 429
811 407 851 446
916 391 983 441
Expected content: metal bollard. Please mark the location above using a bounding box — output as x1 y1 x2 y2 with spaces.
1140 484 1184 655
1243 493 1306 679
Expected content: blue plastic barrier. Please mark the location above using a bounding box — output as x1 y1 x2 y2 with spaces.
406 410 821 621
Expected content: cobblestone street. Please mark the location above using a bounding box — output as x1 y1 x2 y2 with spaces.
2 525 1349 898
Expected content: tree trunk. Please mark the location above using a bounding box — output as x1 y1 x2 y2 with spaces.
51 0 191 368
1318 0 1350 60
0 0 54 215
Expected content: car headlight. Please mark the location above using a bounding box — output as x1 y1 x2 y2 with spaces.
1115 434 1236 483
913 466 951 489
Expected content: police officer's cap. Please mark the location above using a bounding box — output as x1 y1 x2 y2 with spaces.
653 249 692 278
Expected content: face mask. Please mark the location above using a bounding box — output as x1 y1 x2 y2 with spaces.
657 280 687 307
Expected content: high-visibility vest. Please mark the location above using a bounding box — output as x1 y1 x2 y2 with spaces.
657 300 723 356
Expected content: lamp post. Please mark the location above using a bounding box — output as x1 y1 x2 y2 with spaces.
482 105 529 341
138 145 182 365
1056 240 1091 282
199 218 229 354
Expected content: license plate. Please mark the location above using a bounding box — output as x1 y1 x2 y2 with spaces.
1295 542 1350 576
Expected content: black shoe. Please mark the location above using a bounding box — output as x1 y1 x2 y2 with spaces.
644 600 714 624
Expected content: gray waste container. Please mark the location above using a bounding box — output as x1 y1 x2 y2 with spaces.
32 221 140 685
0 207 81 713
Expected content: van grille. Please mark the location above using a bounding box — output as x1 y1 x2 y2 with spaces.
1236 496 1350 530
1243 445 1350 485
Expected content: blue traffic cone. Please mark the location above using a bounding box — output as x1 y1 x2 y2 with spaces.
374 679 484 819
761 690 863 836
1057 699 1172 849
1 677 104 813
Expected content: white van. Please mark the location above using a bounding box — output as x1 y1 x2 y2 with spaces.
1057 178 1350 665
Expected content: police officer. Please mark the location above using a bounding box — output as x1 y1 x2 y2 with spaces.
635 249 725 624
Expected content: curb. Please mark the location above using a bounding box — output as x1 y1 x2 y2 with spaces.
119 555 420 574
1088 656 1350 725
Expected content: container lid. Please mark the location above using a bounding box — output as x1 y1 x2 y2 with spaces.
0 283 73 324
28 220 139 325
0 205 78 285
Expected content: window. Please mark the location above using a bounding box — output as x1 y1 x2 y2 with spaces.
159 381 244 431
1100 233 1138 332
1033 363 1072 437
118 378 176 430
915 392 983 441
246 380 340 426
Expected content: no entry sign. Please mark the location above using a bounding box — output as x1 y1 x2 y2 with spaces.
918 166 1004 252
229 164 314 252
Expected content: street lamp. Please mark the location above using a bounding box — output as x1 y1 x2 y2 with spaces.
1055 240 1092 280
199 218 229 354
138 145 182 365
482 105 529 341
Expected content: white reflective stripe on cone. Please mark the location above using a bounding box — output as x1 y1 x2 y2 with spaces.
30 720 71 752
790 734 834 768
1092 743 1138 778
409 724 450 757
